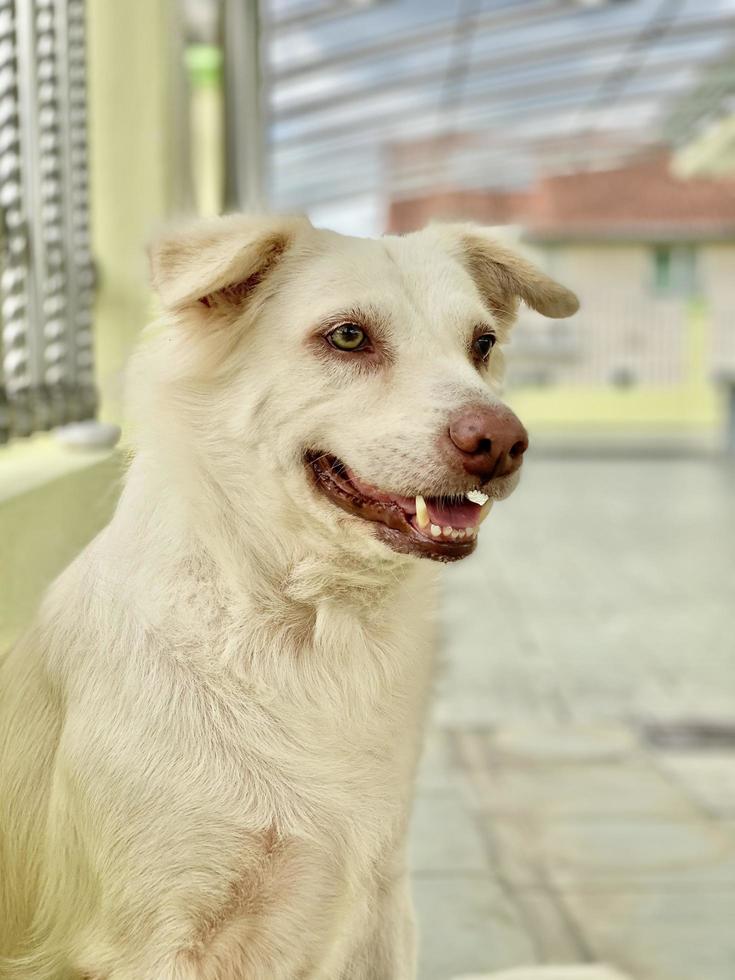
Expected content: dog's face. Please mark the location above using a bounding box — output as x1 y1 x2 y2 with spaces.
150 215 577 563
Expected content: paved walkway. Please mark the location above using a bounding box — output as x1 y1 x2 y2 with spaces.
410 455 735 980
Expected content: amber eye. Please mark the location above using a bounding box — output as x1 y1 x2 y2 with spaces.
327 323 369 351
473 332 496 361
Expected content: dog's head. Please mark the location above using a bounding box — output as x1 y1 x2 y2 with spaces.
148 214 577 564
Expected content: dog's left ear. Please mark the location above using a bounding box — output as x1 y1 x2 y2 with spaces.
149 213 311 313
433 223 579 319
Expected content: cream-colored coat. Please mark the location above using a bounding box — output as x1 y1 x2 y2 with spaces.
0 216 577 980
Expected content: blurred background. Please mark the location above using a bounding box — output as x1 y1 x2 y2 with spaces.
1 1 734 978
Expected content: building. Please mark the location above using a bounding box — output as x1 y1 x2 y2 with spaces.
389 155 735 438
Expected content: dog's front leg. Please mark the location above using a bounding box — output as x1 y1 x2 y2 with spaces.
344 872 417 980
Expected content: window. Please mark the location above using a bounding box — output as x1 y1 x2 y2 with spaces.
0 0 95 443
651 244 698 296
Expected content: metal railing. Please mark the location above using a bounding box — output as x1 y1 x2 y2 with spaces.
0 0 95 442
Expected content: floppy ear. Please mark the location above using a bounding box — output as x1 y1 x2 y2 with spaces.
434 223 579 319
149 213 311 312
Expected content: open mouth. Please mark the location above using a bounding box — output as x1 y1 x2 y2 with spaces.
305 452 494 562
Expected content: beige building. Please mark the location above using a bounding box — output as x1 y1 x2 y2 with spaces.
389 155 735 392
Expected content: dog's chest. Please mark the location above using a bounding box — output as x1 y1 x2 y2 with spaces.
221 588 435 830
177 649 429 978
250 651 428 847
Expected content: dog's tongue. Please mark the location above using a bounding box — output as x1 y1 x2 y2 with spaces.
425 498 482 529
343 467 483 529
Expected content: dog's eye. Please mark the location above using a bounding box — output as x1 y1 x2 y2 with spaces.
473 333 496 361
327 323 369 352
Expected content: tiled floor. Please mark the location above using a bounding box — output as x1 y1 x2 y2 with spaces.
410 455 735 980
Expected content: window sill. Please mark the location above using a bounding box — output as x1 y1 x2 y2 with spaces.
0 435 123 650
0 433 118 504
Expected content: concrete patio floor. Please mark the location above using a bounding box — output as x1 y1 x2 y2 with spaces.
410 455 735 980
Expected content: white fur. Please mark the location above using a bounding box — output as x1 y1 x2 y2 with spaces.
0 216 577 979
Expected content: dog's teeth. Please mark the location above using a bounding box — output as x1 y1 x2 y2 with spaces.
467 527 476 538
451 530 460 540
415 495 429 530
478 499 494 523
443 526 452 536
430 524 441 537
457 529 465 538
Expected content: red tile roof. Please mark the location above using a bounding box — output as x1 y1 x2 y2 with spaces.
388 155 735 241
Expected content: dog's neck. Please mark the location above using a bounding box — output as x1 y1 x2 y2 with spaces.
107 454 428 627
87 454 436 713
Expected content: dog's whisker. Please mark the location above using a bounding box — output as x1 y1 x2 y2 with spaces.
307 451 332 466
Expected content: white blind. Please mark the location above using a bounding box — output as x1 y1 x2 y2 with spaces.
0 0 95 442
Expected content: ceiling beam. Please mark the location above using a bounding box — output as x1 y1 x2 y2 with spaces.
268 0 581 82
270 65 694 157
270 97 672 193
270 141 659 209
265 0 391 33
269 122 664 206
270 11 729 120
270 48 719 162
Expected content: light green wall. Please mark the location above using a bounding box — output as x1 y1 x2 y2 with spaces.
88 0 179 423
0 448 123 650
1 0 176 649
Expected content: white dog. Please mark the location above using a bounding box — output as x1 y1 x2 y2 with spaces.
0 216 577 980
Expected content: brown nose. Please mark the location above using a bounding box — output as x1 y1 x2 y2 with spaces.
447 405 528 482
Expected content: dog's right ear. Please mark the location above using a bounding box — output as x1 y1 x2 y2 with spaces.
149 213 311 315
430 222 579 320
